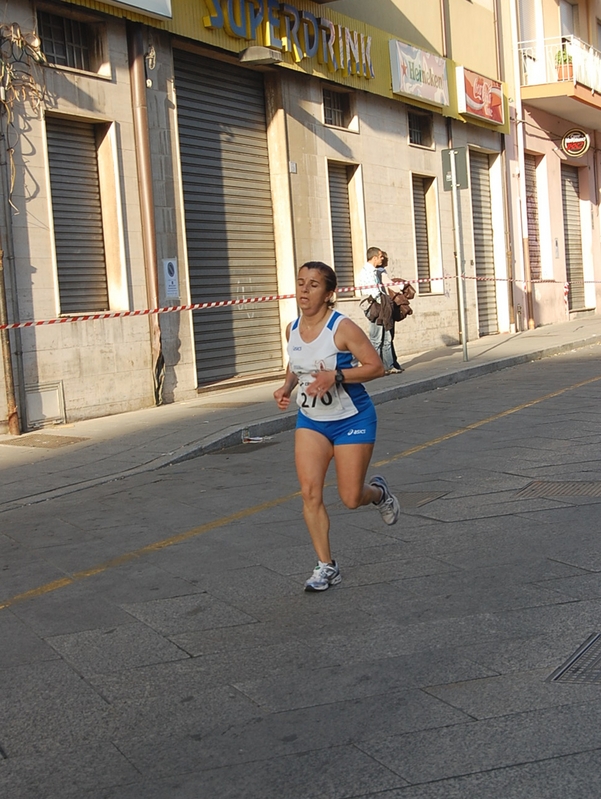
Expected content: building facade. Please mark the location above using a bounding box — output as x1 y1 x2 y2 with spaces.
514 0 601 327
0 0 544 432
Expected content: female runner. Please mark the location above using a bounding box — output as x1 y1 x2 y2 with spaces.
274 261 400 592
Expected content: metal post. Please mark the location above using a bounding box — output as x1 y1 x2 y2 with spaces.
450 149 469 362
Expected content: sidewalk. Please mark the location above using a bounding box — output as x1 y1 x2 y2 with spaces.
1 316 601 511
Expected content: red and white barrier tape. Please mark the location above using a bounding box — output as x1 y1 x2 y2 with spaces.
0 275 597 331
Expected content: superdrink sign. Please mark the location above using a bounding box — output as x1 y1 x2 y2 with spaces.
203 0 375 79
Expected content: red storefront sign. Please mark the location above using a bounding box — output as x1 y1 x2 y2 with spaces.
561 129 590 157
456 66 504 125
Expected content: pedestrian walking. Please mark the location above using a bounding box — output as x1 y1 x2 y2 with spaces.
273 261 400 592
357 247 396 372
379 251 404 373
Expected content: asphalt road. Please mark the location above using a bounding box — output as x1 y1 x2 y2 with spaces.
2 342 601 798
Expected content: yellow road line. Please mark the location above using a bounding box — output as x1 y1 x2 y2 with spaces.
2 373 601 612
0 491 301 611
373 374 601 467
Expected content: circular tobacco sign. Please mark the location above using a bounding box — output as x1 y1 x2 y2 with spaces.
561 129 591 157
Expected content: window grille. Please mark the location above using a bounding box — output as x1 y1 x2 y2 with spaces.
408 110 433 147
323 89 351 128
412 175 432 294
38 11 91 71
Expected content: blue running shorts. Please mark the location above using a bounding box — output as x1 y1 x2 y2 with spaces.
296 402 377 445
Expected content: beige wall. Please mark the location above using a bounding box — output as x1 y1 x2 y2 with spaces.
523 106 601 325
448 0 499 78
329 0 500 79
280 71 506 349
324 0 444 55
0 7 155 425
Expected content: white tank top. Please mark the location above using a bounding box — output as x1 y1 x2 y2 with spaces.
288 311 371 421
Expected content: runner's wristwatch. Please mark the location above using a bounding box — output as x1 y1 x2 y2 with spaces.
335 369 345 385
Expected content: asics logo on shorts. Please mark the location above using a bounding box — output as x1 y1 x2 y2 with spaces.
347 428 367 435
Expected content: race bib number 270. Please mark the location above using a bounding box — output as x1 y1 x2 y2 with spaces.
296 376 343 415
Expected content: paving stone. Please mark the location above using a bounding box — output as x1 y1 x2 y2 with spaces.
232 650 496 713
10 583 136 638
104 682 261 741
97 634 340 693
106 743 406 798
0 548 71 604
121 591 257 634
537 572 601 601
113 691 466 784
83 562 201 603
459 627 593 673
0 742 139 799
357 748 601 799
0 610 59 669
358 699 601 784
47 622 189 675
424 668 601 719
196 564 304 603
0 660 111 756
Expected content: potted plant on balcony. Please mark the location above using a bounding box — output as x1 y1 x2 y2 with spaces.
556 46 573 81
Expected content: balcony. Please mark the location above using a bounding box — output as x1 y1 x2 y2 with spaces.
518 35 601 129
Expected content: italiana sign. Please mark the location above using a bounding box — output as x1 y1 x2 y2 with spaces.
203 0 375 79
456 66 504 125
561 129 590 157
389 40 449 107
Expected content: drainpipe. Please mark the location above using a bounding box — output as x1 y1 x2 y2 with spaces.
0 247 20 434
439 0 451 59
494 0 517 330
127 22 164 405
508 0 535 329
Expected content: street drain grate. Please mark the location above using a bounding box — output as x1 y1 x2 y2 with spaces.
0 434 89 449
548 633 601 684
517 481 601 499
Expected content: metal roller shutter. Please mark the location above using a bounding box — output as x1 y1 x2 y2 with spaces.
469 151 498 336
412 175 431 293
524 155 542 281
173 52 282 385
327 162 354 288
561 164 585 310
46 117 109 313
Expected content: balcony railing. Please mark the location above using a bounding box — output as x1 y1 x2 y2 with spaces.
518 35 601 94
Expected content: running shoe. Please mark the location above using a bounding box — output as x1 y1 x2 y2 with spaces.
370 475 400 525
304 560 341 592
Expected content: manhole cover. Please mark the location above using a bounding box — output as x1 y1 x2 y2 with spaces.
0 434 89 449
548 633 601 684
517 481 601 499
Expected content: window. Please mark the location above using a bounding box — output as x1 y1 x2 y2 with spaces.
38 11 92 71
47 117 108 312
323 89 352 128
412 174 442 295
560 1 579 36
408 110 433 147
412 176 432 293
328 161 356 288
46 117 126 314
